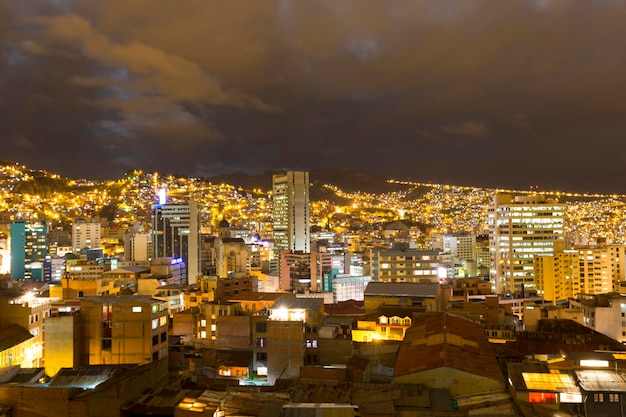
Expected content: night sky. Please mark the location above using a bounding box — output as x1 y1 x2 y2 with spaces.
2 1 626 193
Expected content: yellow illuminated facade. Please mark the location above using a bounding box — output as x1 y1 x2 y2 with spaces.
534 245 580 303
352 315 412 342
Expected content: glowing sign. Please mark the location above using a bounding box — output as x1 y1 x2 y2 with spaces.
171 258 183 265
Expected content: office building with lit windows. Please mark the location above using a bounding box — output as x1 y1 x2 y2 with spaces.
272 171 310 254
151 199 201 285
536 242 625 303
488 193 565 295
369 247 440 283
9 220 48 281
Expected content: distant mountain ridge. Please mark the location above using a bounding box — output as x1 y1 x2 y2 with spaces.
206 168 411 195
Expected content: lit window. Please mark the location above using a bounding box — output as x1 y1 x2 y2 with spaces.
528 392 557 403
152 319 158 330
132 306 142 313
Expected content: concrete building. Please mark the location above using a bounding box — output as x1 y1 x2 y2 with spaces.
0 361 168 417
331 274 371 303
43 255 66 282
577 244 623 295
0 289 54 367
71 217 101 253
488 193 565 295
523 303 585 332
267 297 325 383
0 324 38 368
570 293 626 343
534 244 581 303
202 233 251 280
363 282 446 314
78 296 169 366
369 247 440 283
440 232 477 278
123 231 151 262
272 171 310 254
279 250 313 293
49 260 117 299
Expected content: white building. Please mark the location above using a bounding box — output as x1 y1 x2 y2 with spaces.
331 274 371 302
124 232 151 262
71 218 101 253
570 294 626 343
488 193 565 294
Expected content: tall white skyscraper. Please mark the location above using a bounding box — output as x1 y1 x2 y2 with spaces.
151 198 201 284
488 193 565 295
272 171 310 253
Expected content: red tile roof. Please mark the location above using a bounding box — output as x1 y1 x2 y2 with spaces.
393 313 504 383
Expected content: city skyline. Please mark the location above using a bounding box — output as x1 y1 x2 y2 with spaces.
3 1 626 194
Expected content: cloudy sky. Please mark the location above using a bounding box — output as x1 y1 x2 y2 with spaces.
2 0 626 193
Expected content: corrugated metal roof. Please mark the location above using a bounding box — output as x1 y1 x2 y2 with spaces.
576 370 626 392
48 365 131 388
364 282 439 297
522 372 579 392
393 313 503 383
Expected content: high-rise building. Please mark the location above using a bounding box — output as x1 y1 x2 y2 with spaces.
272 171 310 254
534 244 581 303
576 244 624 295
10 220 48 281
488 193 566 295
151 198 201 285
71 217 101 253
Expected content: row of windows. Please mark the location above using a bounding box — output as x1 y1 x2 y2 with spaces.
594 393 620 403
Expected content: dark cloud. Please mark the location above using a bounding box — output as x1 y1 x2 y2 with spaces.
2 1 626 192
440 121 490 138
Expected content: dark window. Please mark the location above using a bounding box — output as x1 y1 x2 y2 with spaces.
256 322 267 333
152 335 159 346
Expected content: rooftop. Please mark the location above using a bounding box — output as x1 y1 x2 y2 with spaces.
394 312 503 383
365 282 439 297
